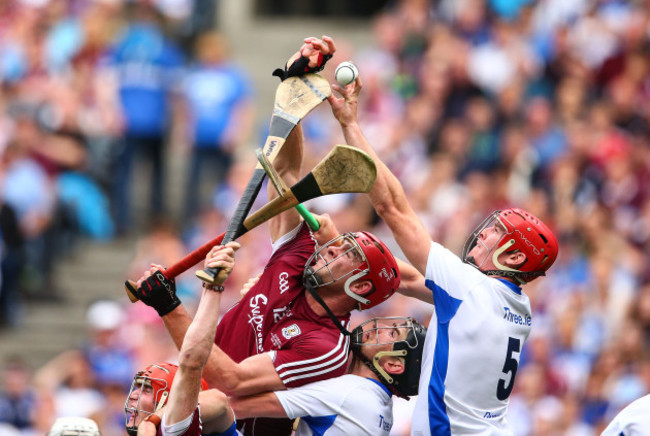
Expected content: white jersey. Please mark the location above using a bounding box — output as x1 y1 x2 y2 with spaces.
601 394 650 436
274 374 393 435
411 242 532 435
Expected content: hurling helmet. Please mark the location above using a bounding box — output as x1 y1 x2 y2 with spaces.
48 417 100 436
124 363 208 435
351 317 426 398
304 231 400 310
462 208 559 283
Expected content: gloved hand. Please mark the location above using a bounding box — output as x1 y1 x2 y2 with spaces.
273 35 336 81
126 268 180 317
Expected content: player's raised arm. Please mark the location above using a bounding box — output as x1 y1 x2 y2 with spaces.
268 37 336 242
163 242 239 426
328 76 431 275
267 122 304 242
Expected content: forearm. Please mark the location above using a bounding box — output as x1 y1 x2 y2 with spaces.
178 290 222 370
272 123 303 185
202 346 247 395
203 350 284 397
340 122 411 218
268 124 303 240
339 120 431 273
230 392 287 420
396 259 433 304
161 305 194 350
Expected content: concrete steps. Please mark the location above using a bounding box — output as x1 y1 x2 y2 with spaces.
0 238 135 369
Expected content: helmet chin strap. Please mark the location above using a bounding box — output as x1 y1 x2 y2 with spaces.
344 271 370 308
353 347 409 399
490 239 526 285
155 391 169 412
305 281 351 336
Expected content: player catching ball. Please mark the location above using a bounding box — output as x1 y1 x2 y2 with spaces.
306 36 560 435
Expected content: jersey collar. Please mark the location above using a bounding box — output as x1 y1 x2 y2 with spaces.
496 278 522 295
366 377 392 397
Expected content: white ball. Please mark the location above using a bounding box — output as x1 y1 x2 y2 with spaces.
335 61 359 86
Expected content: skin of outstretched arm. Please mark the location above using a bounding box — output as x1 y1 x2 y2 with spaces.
328 79 432 275
395 258 433 304
229 392 288 420
165 243 238 426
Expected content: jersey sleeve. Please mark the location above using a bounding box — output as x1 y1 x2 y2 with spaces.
425 241 485 302
272 326 350 388
273 377 348 419
270 222 314 257
601 395 650 436
161 407 202 436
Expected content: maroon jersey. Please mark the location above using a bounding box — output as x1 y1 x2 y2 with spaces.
157 407 202 436
214 223 351 435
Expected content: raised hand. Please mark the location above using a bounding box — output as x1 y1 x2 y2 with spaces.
328 76 363 128
273 35 337 81
202 242 241 285
131 264 181 317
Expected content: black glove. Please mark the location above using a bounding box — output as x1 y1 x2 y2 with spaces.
127 270 180 317
272 52 333 81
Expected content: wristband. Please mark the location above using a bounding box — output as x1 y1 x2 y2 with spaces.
202 282 225 293
145 414 162 428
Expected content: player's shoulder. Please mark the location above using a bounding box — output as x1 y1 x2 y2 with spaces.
425 241 483 284
617 394 650 418
271 222 316 256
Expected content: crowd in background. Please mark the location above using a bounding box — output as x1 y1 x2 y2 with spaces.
1 0 650 435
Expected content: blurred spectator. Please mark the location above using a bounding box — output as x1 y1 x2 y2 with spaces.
33 350 105 420
2 0 650 434
180 31 254 223
0 357 36 432
0 202 24 328
0 115 59 299
107 2 184 235
83 299 134 389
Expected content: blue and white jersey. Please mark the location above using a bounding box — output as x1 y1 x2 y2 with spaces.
412 242 532 435
274 374 393 435
601 394 650 436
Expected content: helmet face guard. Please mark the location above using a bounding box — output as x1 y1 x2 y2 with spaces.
462 211 509 270
304 232 400 311
124 363 176 435
350 317 426 398
304 233 373 305
462 208 558 284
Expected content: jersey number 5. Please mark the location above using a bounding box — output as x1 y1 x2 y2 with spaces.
496 337 521 401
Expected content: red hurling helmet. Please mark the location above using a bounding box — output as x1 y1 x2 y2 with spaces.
124 363 208 435
304 231 400 311
354 231 401 310
462 208 559 283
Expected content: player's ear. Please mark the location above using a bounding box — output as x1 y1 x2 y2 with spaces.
349 280 373 298
504 251 527 269
382 357 405 375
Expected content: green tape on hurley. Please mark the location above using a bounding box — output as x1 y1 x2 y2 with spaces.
296 204 319 231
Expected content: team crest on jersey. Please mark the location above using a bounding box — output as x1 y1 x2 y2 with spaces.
282 324 301 339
